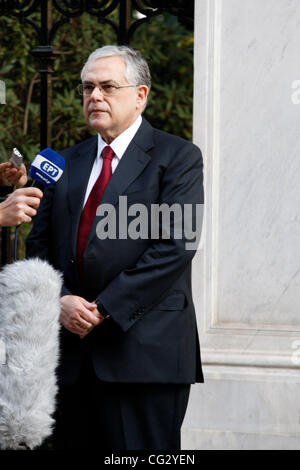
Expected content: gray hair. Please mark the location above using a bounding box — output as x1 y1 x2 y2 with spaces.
81 45 151 96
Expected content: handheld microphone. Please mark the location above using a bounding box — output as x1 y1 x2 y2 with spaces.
10 147 23 169
13 148 65 262
29 148 65 189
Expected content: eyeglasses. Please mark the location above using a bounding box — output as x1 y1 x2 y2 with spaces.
77 82 137 97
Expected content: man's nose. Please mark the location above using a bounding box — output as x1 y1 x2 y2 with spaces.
90 86 104 100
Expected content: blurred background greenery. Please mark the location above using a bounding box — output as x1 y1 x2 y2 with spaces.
0 7 194 259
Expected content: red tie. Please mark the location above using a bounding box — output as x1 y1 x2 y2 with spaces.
77 145 114 268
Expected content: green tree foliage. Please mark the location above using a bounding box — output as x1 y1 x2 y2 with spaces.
132 14 193 140
0 9 193 163
0 7 193 259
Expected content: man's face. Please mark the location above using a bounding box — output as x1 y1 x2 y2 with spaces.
82 56 148 143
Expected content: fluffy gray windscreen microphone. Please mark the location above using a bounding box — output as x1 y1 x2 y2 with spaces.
0 258 62 450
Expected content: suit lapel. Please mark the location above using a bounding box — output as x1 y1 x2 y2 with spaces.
67 135 98 256
85 118 155 252
101 142 152 207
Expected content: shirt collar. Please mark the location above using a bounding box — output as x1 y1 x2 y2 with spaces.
97 115 142 162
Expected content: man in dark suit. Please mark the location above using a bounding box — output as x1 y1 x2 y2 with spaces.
26 45 204 450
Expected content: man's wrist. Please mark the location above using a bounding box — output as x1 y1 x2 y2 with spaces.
96 300 111 320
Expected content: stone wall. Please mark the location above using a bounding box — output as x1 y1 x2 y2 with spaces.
183 0 300 450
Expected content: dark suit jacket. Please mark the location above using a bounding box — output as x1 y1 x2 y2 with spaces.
26 118 204 385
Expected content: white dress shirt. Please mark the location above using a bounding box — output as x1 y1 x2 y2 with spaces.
83 115 142 207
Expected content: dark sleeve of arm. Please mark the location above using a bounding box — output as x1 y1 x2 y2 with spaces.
97 143 204 332
25 185 72 297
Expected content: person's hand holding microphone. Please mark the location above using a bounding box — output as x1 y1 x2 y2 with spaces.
0 187 43 227
0 148 43 227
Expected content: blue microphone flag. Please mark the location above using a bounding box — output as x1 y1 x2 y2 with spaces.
29 148 65 187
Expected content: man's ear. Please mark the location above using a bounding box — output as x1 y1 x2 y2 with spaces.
136 85 149 110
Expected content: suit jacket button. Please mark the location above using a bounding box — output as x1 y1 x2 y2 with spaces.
69 259 75 264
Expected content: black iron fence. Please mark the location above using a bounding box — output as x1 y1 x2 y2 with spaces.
0 0 194 267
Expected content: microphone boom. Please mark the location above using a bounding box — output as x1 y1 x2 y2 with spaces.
0 258 62 450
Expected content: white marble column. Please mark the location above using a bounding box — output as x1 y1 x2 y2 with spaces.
183 0 300 449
